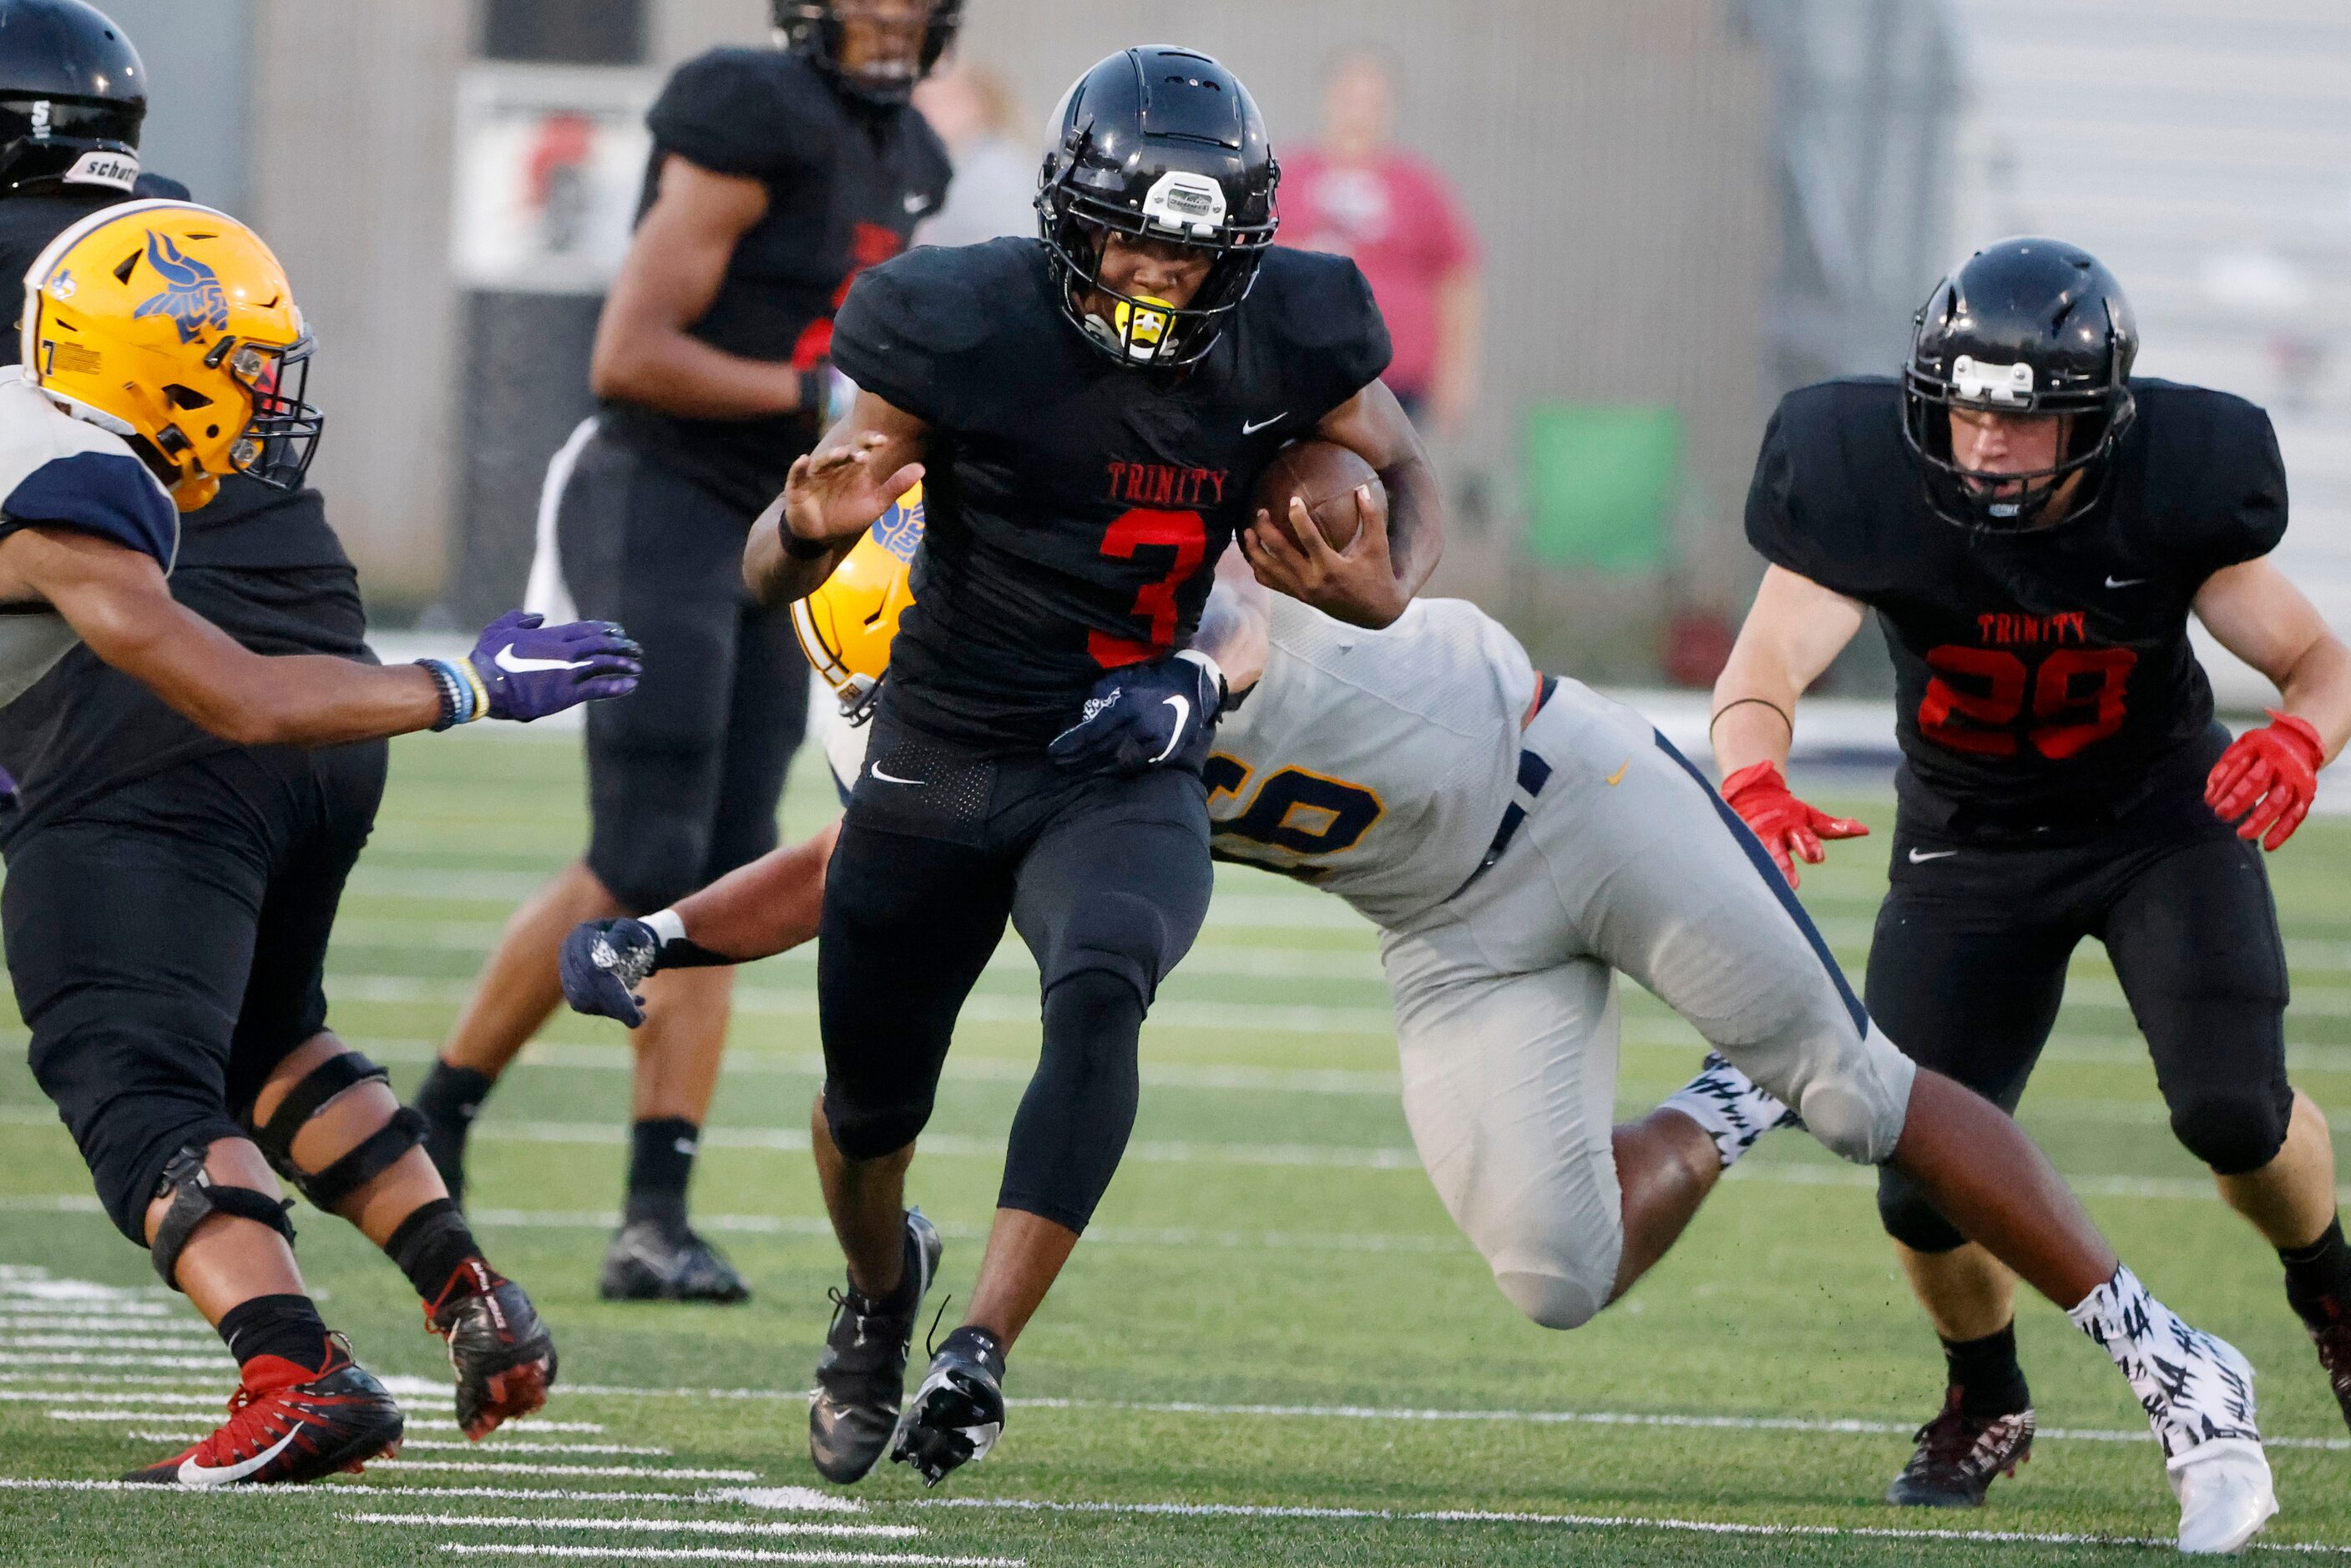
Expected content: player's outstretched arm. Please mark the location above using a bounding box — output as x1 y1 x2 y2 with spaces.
2195 558 2351 850
8 528 640 746
1194 549 1272 700
745 392 927 607
591 154 813 422
1283 379 1445 625
1711 565 1871 886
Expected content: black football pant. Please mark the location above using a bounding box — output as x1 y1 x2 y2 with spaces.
817 713 1214 1233
555 427 807 914
1869 785 2293 1254
7 743 387 1242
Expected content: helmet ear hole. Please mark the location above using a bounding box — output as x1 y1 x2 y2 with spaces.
161 383 212 411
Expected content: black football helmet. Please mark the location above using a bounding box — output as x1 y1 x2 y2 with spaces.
1901 235 2138 533
1037 47 1279 371
771 0 959 106
0 0 142 195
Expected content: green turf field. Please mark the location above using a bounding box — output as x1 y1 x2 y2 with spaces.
3 729 2348 1565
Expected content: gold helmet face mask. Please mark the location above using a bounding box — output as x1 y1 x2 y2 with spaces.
21 199 324 511
792 483 924 725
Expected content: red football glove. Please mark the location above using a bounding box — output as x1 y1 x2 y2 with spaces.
2206 709 2325 852
1720 760 1869 888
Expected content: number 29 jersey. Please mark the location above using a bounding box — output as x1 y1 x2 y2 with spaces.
1746 377 2287 825
828 238 1390 752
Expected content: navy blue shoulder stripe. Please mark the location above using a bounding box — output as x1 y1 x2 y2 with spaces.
3 452 175 567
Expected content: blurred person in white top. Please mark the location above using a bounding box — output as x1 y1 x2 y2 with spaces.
913 63 1034 248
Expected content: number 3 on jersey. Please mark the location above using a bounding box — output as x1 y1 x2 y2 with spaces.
1090 508 1206 669
1918 644 2136 759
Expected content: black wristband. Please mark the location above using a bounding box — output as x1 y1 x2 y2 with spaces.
784 530 836 561
655 935 734 970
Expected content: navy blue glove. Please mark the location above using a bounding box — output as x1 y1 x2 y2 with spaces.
1049 650 1226 776
466 610 643 722
559 918 660 1029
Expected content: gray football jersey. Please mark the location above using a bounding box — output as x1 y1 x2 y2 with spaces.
0 373 178 707
1211 595 1534 927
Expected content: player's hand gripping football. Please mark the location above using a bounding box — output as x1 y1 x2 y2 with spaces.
468 610 643 721
782 432 925 551
2207 708 2325 851
559 918 662 1029
1720 760 1868 888
1242 486 1408 630
1050 650 1227 776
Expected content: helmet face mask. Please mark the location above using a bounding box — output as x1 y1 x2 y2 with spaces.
0 0 148 193
1037 48 1280 372
22 200 325 509
1900 236 2138 534
770 0 960 106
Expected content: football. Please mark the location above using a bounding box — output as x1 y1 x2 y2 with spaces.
1253 439 1386 551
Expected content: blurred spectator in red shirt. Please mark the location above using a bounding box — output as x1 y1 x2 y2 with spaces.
1279 51 1483 438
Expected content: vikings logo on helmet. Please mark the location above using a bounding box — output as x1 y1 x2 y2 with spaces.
130 232 230 345
872 492 926 564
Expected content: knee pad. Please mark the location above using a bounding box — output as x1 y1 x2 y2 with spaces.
2170 1088 2292 1177
822 1084 933 1162
149 1144 296 1292
1044 891 1174 1002
245 1051 427 1212
1793 1029 1916 1166
1877 1166 1968 1254
1494 1264 1609 1332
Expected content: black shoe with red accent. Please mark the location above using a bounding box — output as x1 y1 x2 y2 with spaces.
427 1259 558 1439
124 1337 403 1487
1885 1388 2035 1507
2294 1292 2351 1434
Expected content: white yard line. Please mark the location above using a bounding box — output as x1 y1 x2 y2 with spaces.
435 1548 1023 1566
104 1429 665 1456
6 1333 233 1353
0 1477 698 1503
905 1495 2343 1555
0 1351 229 1370
43 1409 604 1433
378 1460 761 1482
346 1514 916 1540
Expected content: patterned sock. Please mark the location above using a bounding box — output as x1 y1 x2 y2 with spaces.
215 1293 331 1373
1660 1053 1802 1170
2068 1264 2259 1461
624 1116 700 1228
2281 1215 2351 1328
1941 1320 2032 1418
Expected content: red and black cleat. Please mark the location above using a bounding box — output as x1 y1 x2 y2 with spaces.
2297 1293 2351 1434
427 1259 559 1439
124 1337 403 1487
1885 1388 2035 1507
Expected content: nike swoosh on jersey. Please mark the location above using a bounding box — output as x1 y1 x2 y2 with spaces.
1604 758 1631 787
1908 847 1959 863
1242 414 1287 435
1150 695 1191 766
179 1426 301 1485
2105 575 2150 589
493 645 585 675
871 764 925 786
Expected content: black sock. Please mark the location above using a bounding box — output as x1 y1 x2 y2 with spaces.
624 1116 700 1228
1942 1321 2030 1418
2281 1216 2351 1324
215 1293 331 1372
386 1196 496 1306
415 1060 494 1187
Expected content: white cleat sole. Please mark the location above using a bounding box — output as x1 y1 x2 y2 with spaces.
2169 1438 2278 1555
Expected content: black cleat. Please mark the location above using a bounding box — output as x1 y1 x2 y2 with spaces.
891 1324 1005 1489
2295 1292 2351 1434
1886 1388 2035 1507
428 1261 559 1439
598 1217 751 1303
809 1209 941 1484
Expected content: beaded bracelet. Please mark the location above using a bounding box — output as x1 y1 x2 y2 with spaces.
415 657 479 731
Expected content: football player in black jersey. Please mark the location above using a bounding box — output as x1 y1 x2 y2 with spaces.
743 47 1440 1486
412 0 958 1303
1713 237 2351 1508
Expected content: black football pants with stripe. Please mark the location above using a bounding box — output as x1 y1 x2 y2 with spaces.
1869 772 2294 1253
817 711 1214 1233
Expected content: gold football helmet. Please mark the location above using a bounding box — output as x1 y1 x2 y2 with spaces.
21 199 322 511
792 483 923 725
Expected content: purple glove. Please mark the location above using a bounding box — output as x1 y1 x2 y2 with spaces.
463 610 641 722
560 918 659 1028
